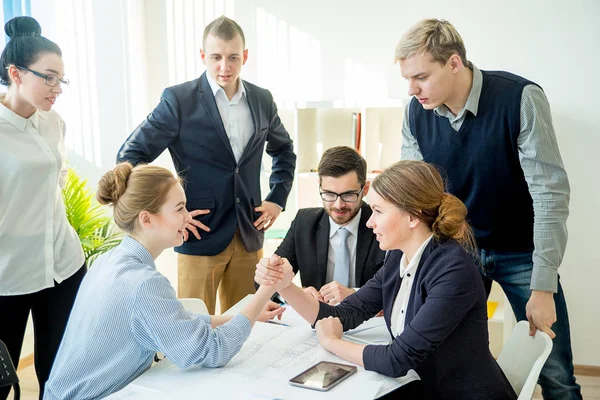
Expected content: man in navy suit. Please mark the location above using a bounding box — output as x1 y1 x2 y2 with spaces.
117 16 296 314
273 146 385 305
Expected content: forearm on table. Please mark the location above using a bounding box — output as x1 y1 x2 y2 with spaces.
322 338 365 367
239 285 274 325
279 283 320 324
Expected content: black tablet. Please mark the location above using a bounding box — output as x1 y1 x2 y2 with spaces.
289 361 357 391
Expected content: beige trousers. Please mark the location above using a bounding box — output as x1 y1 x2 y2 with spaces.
177 230 262 314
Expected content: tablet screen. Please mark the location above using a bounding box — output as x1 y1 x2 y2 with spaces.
289 361 356 390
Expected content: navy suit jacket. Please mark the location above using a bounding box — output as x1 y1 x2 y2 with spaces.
315 239 516 400
275 203 384 289
117 73 296 256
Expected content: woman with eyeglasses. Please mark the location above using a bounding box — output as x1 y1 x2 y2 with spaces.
0 16 85 399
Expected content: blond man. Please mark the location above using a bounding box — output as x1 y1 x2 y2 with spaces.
396 19 580 399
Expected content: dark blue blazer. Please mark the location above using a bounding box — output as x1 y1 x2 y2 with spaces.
117 73 296 256
315 239 516 400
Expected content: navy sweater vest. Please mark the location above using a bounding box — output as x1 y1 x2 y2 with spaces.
409 70 538 251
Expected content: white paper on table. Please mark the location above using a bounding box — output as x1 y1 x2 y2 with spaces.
125 317 418 399
278 303 311 327
372 369 420 398
104 384 163 399
243 369 381 400
344 316 391 345
346 315 386 334
342 332 421 398
232 393 284 400
128 323 387 398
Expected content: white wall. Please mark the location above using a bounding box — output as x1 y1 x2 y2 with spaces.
25 0 599 366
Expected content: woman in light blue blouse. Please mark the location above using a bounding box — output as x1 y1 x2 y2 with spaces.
44 163 285 399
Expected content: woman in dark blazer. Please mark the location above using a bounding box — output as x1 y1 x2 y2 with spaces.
255 160 517 400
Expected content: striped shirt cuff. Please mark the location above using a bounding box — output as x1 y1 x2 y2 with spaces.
530 266 558 293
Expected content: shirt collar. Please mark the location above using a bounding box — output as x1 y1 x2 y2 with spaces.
121 235 156 269
400 234 434 277
0 96 40 131
434 63 483 120
205 72 246 103
329 208 362 239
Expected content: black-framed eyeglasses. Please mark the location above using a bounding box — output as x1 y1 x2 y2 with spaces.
319 185 364 203
15 66 69 87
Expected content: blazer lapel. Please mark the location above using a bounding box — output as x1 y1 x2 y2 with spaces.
316 212 330 288
355 203 372 286
237 81 259 165
198 73 236 160
404 240 435 324
384 251 403 336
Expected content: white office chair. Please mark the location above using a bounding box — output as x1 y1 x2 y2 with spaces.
496 320 553 400
179 298 209 315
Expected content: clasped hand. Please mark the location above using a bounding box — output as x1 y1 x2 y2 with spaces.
254 254 294 292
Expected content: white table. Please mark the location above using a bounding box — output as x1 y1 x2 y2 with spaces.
107 295 416 399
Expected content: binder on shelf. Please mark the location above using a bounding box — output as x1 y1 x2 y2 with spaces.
351 112 361 153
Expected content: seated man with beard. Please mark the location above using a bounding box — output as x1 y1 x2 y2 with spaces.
264 146 385 305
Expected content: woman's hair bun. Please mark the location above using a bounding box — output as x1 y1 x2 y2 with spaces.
5 16 42 39
96 163 134 205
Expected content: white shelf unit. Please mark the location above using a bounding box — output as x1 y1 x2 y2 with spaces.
260 103 405 230
361 107 404 173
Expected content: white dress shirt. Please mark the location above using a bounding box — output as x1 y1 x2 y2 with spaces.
326 209 362 287
390 235 433 336
206 74 254 163
0 98 84 295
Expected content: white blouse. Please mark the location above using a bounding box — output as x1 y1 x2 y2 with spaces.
390 235 433 337
0 98 84 295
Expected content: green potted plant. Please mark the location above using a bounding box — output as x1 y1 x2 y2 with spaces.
62 167 123 266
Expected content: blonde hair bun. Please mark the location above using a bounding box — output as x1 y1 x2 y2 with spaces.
96 162 134 205
432 193 467 239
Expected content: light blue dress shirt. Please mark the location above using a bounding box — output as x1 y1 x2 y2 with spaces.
44 236 251 399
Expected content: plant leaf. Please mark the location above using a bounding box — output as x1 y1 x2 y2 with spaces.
62 167 123 266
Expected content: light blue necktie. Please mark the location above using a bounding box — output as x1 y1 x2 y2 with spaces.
333 227 351 286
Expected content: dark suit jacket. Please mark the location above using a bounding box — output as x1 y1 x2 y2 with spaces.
315 239 517 400
275 203 385 289
117 73 296 256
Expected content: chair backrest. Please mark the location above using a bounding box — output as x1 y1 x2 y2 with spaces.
154 298 210 363
496 320 553 400
0 340 20 400
180 298 209 315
